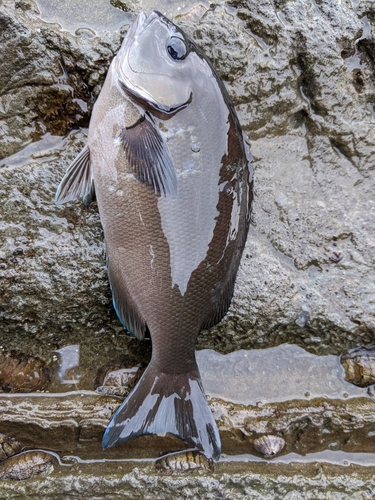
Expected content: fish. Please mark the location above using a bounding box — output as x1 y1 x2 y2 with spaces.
55 11 253 461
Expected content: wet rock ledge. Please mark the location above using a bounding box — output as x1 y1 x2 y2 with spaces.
1 393 375 497
2 392 375 459
3 460 375 500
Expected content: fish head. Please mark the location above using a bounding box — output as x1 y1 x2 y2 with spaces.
115 11 205 114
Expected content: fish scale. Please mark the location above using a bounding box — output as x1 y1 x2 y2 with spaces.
55 11 253 461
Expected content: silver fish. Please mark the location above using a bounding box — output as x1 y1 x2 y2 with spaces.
55 11 253 461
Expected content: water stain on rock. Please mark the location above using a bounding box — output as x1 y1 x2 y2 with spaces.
0 351 50 392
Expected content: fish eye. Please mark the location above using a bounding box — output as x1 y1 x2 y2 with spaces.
166 36 187 61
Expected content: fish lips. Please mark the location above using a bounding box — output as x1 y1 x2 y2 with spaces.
115 11 192 115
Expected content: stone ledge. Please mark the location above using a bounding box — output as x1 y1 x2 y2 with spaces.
1 460 375 499
1 392 375 459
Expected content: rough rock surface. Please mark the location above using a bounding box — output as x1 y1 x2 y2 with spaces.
1 0 374 360
0 0 126 160
2 392 375 458
195 0 375 355
2 460 375 499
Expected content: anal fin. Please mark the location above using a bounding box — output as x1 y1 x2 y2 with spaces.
107 254 147 341
83 179 96 206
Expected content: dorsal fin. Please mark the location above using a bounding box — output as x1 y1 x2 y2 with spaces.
55 145 95 205
119 115 177 197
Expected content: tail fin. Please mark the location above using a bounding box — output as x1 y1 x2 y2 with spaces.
102 364 221 461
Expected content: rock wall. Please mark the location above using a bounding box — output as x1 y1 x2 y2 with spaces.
0 0 374 363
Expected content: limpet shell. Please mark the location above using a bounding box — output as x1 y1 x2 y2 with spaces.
0 350 50 392
0 451 57 480
253 435 285 458
0 434 22 462
341 345 375 387
95 355 144 397
155 451 214 474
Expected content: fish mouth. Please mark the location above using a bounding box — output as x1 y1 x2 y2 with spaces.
142 10 161 30
116 11 164 81
115 11 192 115
133 11 170 37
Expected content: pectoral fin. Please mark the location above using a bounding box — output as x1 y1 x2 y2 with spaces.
119 115 177 197
55 145 95 205
83 179 96 206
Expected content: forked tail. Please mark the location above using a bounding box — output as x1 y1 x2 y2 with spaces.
102 363 221 460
